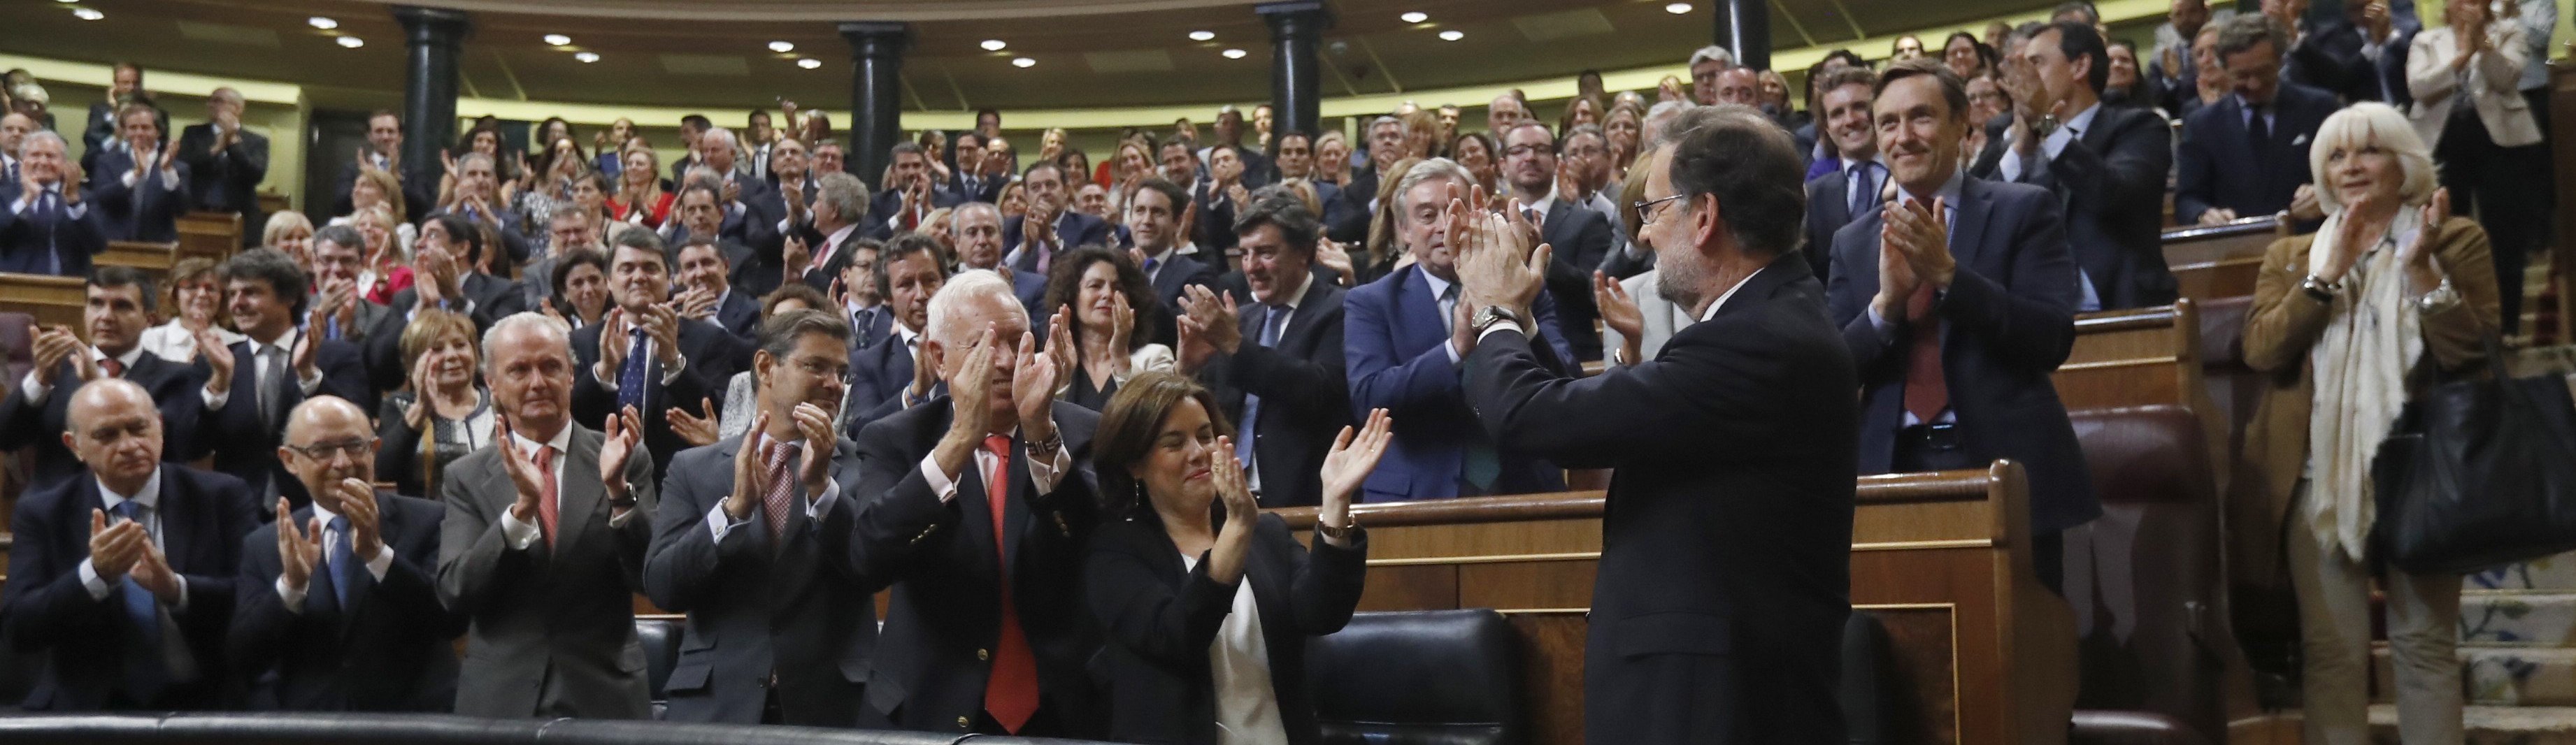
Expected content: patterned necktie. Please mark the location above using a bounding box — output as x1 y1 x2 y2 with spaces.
981 434 1039 732
327 515 355 610
258 346 285 430
1852 163 1880 218
851 308 875 349
534 446 561 550
42 189 62 276
112 500 167 696
99 356 124 379
761 440 799 543
616 328 649 412
1438 284 1460 332
1236 304 1286 467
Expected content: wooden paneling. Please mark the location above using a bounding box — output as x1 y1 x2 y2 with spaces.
0 273 88 329
1505 614 1589 745
177 211 241 263
2162 217 2285 304
96 241 178 287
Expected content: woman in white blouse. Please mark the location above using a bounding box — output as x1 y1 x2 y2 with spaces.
138 256 242 363
1038 247 1175 410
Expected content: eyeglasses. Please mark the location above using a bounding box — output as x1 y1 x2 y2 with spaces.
1633 193 1688 226
286 438 375 461
1503 144 1551 159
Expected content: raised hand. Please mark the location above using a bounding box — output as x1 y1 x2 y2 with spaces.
129 542 182 603
403 353 434 429
594 308 630 383
1175 312 1215 373
494 416 548 522
1889 198 1954 289
599 405 643 502
339 478 382 558
60 162 83 206
292 305 325 382
2321 191 2390 284
792 401 837 496
275 499 319 591
31 326 82 388
196 327 236 397
88 508 148 581
1044 307 1077 384
641 305 684 366
724 410 769 521
1182 284 1243 354
1107 290 1135 359
1593 270 1643 350
1315 238 1356 286
1012 331 1063 435
1873 219 1924 323
782 234 812 274
908 333 940 400
2398 188 2452 291
932 327 1001 478
158 138 181 175
667 397 720 448
1317 408 1394 523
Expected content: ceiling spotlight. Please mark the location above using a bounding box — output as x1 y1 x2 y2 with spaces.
52 0 78 3
1010 57 1036 68
768 41 796 53
544 34 572 45
574 52 601 63
1187 30 1215 41
980 39 1008 51
336 35 364 48
1222 48 1248 59
796 57 822 69
1664 2 1694 13
1400 11 1429 23
72 7 103 20
1437 29 1464 41
308 16 338 29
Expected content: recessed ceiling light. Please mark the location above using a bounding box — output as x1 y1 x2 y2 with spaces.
307 16 338 29
1664 2 1693 13
574 52 601 63
52 0 78 3
72 7 103 20
543 34 572 45
1437 29 1464 41
336 35 364 48
796 57 822 69
1188 30 1216 41
768 41 796 53
1222 48 1247 59
1010 57 1036 68
980 39 1008 51
1400 11 1429 23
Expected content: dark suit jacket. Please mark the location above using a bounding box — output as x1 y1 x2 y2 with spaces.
434 424 658 719
643 434 875 725
1536 198 1616 362
1804 161 1881 285
775 222 866 292
571 316 745 482
176 123 269 243
1201 277 1349 507
1191 182 1245 257
2174 83 2339 224
81 103 166 159
1971 104 2180 309
362 282 518 394
1463 252 1855 744
708 289 761 342
1322 171 1375 245
845 304 898 351
1085 514 1366 745
1143 250 1221 347
228 491 462 711
187 335 373 512
0 354 201 491
424 205 534 267
332 159 434 224
850 398 1103 736
1342 266 1573 501
1 465 258 710
1824 178 2101 535
844 331 917 438
952 171 1006 204
85 146 192 243
1004 211 1115 273
865 186 964 240
0 182 109 276
747 178 820 247
2287 19 2380 103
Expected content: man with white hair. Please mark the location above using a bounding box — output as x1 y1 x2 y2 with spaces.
777 171 873 293
428 152 533 266
0 129 107 276
850 270 1101 737
1689 45 1739 105
694 126 777 228
950 201 1048 319
177 87 269 246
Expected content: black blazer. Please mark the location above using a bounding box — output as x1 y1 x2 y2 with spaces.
1536 198 1616 362
1005 211 1116 273
0 354 202 491
1143 252 1221 347
1085 514 1367 745
850 397 1105 736
1200 277 1349 507
571 316 746 483
228 491 461 711
424 205 535 267
1804 164 1877 284
1 465 259 710
176 123 269 243
952 171 1006 204
85 145 192 243
1970 104 2180 309
1824 178 2101 535
2287 19 2380 103
1461 252 1856 744
865 185 965 240
2174 82 2339 224
187 335 374 512
361 283 515 396
843 331 917 439
709 289 761 342
643 435 875 725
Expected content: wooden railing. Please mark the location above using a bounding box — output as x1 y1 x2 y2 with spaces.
2162 215 2286 304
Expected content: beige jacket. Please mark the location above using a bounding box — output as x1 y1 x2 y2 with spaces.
2407 24 2542 149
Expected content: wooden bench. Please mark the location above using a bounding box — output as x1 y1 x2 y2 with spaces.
178 211 243 263
0 273 90 329
96 241 180 286
2162 216 2287 303
1273 461 2076 745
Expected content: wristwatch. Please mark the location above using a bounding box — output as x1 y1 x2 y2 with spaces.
2300 274 2340 303
1318 512 1360 542
1471 305 1523 335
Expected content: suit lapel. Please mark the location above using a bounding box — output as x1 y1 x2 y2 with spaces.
1543 201 1576 248
1948 179 1996 273
1818 178 1851 233
555 427 606 557
1394 268 1444 352
155 472 198 581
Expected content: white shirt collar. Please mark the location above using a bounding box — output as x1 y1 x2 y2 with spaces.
1897 169 1966 212
92 345 147 372
1417 265 1454 301
96 466 164 514
892 320 922 346
510 421 575 458
246 326 302 358
1528 186 1562 218
1266 268 1315 312
2064 101 2103 136
1699 266 1768 321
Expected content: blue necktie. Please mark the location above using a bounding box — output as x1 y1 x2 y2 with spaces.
327 515 355 611
43 190 63 276
1234 304 1286 467
852 308 875 349
324 314 342 341
1851 163 1879 219
1142 256 1159 277
617 328 649 412
111 500 166 695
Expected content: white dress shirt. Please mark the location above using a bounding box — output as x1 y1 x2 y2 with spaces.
201 327 325 411
497 424 638 551
703 437 842 543
18 344 147 404
271 496 398 609
77 468 201 681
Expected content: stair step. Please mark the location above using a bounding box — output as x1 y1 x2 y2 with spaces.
2376 647 2576 707
2464 593 2576 648
2466 552 2576 593
2368 704 2576 744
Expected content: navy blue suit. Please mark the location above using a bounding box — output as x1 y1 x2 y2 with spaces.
1342 265 1573 501
228 491 462 711
1970 105 2180 309
1003 211 1115 273
1 465 259 710
843 330 917 439
2174 84 2338 224
864 186 964 240
84 147 191 244
1823 178 2100 537
187 334 375 511
570 317 747 483
708 289 761 342
1200 277 1350 508
0 183 108 276
0 354 202 491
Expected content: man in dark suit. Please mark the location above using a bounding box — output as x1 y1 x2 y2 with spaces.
955 202 1050 319
868 143 963 239
675 238 760 341
645 309 876 725
949 131 1006 204
1126 178 1220 345
1826 61 2098 593
660 178 762 285
78 64 156 157
436 312 658 719
332 110 434 223
1345 159 1574 502
228 396 460 711
303 225 392 348
189 249 373 510
1177 191 1350 507
424 152 534 266
176 88 268 246
771 172 872 294
845 233 946 435
2266 0 2378 103
1003 161 1114 274
0 268 201 491
690 127 778 240
667 115 711 185
1805 66 1885 285
0 131 108 277
2176 15 2342 225
850 271 1103 737
1 378 259 711
1498 122 1617 362
86 103 190 244
571 231 749 483
362 213 524 393
1459 105 1858 745
748 137 820 277
1975 22 2179 309
1189 147 1256 258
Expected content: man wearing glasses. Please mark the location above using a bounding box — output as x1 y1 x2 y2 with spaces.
1498 122 1615 363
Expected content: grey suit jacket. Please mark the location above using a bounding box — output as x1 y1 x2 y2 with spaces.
435 424 659 719
1601 269 1696 363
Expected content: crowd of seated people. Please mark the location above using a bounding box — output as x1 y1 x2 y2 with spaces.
0 1 2560 739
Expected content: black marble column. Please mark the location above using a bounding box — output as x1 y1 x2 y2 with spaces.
1257 1 1333 142
1712 0 1772 71
394 6 468 203
839 22 911 191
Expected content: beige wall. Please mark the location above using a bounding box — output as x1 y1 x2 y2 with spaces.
32 81 308 222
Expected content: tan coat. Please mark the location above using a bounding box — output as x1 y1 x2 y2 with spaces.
2231 216 2501 587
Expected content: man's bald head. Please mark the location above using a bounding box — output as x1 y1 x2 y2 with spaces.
65 378 163 487
283 396 371 446
280 395 378 502
68 377 155 432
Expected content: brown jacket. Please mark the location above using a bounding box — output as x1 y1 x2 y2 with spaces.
2231 215 2500 588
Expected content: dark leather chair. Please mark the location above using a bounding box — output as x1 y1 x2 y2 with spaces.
0 712 1082 744
2066 405 2245 745
1840 612 1894 745
1305 609 1525 745
635 617 682 720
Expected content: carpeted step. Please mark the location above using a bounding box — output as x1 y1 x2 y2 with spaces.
2375 646 2576 707
2463 592 2576 649
2368 704 2576 744
2467 552 2576 593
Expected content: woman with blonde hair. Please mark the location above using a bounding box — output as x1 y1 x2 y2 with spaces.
332 165 416 257
610 145 674 229
262 211 315 270
1311 131 1352 186
1361 157 1425 281
375 309 494 500
2239 102 2492 745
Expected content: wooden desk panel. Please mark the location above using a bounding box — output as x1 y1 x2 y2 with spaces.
0 273 89 329
2163 217 2285 304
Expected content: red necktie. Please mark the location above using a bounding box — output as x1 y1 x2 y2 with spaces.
1902 282 1947 423
902 207 920 231
981 434 1040 732
761 441 798 542
534 447 560 550
99 357 124 378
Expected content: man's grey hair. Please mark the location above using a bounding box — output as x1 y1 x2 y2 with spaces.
925 269 1025 345
550 202 589 224
818 171 868 225
481 311 572 373
1688 45 1736 69
22 129 66 152
952 201 1001 233
457 151 495 171
1391 157 1475 223
9 82 47 107
700 126 738 150
1366 115 1405 137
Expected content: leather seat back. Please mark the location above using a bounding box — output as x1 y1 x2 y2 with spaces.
2066 405 2238 744
634 617 682 718
1305 609 1524 745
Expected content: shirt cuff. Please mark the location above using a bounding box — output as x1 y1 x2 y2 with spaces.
159 169 180 191
296 368 324 397
608 505 637 528
1026 443 1068 495
80 558 110 601
2040 126 2076 161
809 475 841 518
203 384 231 411
706 502 750 544
1444 340 1464 366
19 370 46 405
364 544 394 581
1866 305 1899 343
274 575 306 612
122 171 140 189
169 575 189 614
64 203 86 220
657 354 690 385
1476 324 1522 343
920 454 961 505
499 507 541 551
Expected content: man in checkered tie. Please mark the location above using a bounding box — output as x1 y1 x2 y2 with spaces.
642 308 874 725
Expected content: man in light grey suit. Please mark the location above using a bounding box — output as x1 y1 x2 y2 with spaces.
643 308 876 725
436 312 658 719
